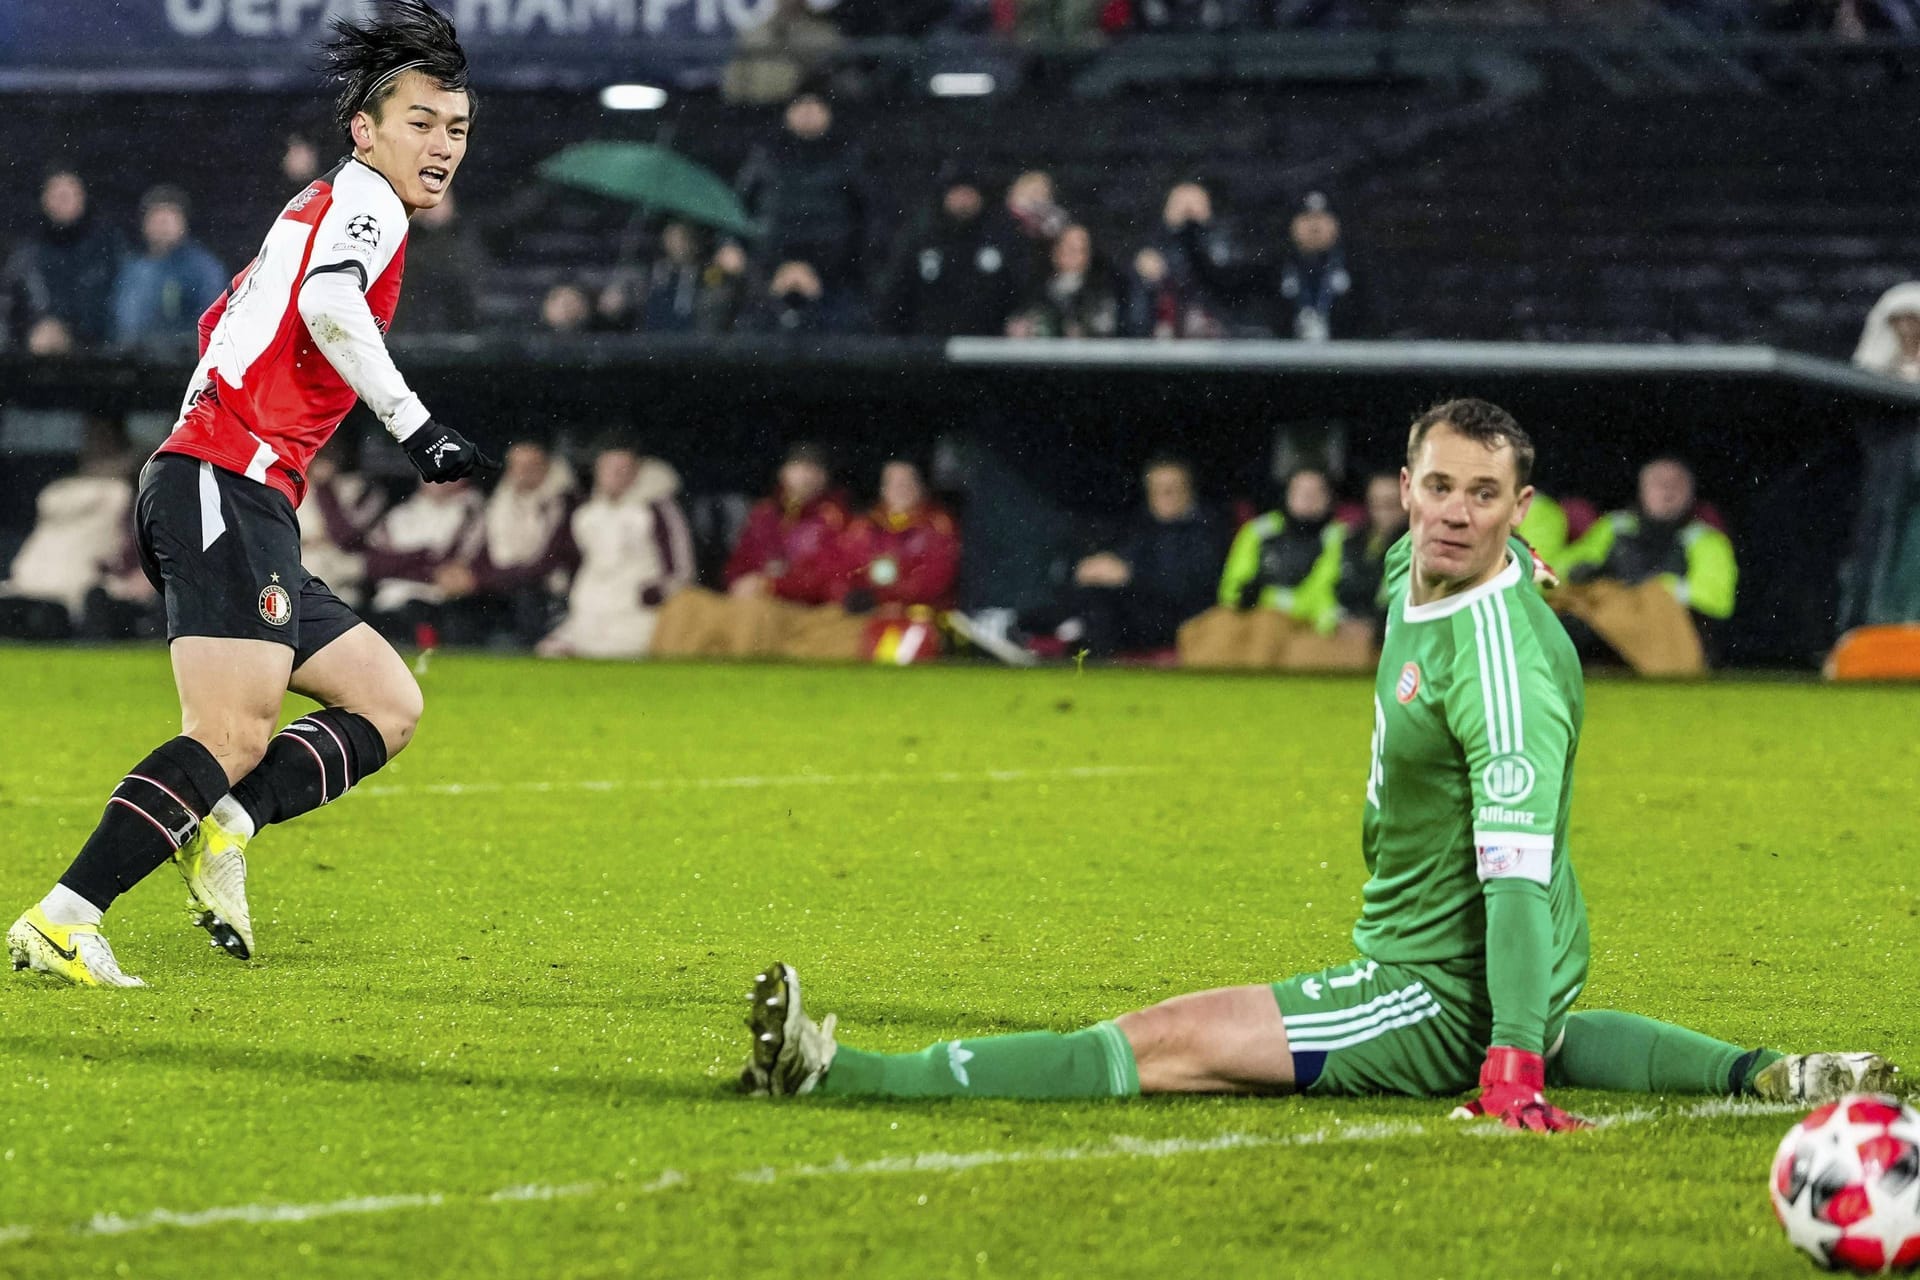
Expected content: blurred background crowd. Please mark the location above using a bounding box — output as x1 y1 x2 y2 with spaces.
4 1 1920 676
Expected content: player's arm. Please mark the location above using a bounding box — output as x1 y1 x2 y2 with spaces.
1672 525 1736 620
296 190 494 483
1217 517 1265 609
1560 514 1617 581
1294 527 1345 631
1442 609 1589 1132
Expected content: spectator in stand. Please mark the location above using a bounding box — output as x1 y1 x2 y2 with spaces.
0 422 138 639
1136 0 1257 29
538 445 693 659
111 186 227 350
725 441 853 605
987 170 1071 284
441 441 580 646
1559 456 1738 672
879 174 1019 337
402 189 485 334
631 221 709 334
838 460 961 614
1064 456 1228 656
361 477 487 647
299 444 388 611
722 0 845 106
1126 181 1240 339
1217 467 1348 630
736 90 878 287
965 457 1228 662
4 168 123 353
281 130 322 189
540 281 596 333
1276 192 1353 342
652 442 861 660
1335 471 1408 630
698 241 752 335
1851 281 1920 381
1006 225 1121 339
739 259 870 335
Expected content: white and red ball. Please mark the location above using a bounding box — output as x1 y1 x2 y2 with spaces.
1771 1093 1920 1274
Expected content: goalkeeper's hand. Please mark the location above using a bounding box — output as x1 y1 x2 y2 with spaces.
1449 1046 1592 1132
404 419 501 483
1526 543 1560 590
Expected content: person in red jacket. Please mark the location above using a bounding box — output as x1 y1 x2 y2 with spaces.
725 441 851 606
838 460 960 615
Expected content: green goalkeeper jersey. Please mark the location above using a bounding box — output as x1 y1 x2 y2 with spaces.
1352 534 1589 1054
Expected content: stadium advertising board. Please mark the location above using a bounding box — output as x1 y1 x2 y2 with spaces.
0 0 769 85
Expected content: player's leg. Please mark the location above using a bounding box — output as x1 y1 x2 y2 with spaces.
219 615 422 837
178 580 417 961
9 455 299 987
8 637 287 987
740 960 1295 1099
1550 1010 1902 1102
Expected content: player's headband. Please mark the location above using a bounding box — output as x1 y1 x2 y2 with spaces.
359 59 429 112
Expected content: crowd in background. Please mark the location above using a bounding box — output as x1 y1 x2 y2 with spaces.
0 410 1739 675
711 0 1920 38
0 85 1359 357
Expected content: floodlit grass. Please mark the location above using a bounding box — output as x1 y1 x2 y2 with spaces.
1 647 1914 1278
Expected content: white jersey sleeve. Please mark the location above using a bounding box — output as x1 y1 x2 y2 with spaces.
296 163 429 442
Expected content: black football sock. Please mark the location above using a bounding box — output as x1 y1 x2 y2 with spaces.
227 709 390 829
56 736 231 912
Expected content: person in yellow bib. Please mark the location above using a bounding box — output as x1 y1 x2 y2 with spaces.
1561 457 1737 665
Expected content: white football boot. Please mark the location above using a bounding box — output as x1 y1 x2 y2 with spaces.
1754 1053 1904 1103
173 811 254 960
7 908 146 988
739 961 838 1097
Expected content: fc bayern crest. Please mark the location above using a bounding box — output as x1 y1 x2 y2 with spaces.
1396 661 1421 703
259 584 292 628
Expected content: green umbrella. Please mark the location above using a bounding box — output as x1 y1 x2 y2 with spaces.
537 142 760 240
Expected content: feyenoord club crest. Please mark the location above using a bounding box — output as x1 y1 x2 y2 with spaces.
1396 661 1421 704
259 583 292 627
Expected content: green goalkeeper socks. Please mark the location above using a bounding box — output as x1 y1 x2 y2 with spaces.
1552 1010 1783 1095
815 1022 1140 1099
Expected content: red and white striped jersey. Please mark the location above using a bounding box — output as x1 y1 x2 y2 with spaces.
157 157 428 507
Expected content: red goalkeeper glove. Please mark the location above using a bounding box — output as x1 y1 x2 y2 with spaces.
1449 1046 1592 1132
1526 543 1560 590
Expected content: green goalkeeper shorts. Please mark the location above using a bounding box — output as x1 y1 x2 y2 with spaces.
1270 955 1570 1097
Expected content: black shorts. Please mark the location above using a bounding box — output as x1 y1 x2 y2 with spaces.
136 453 361 667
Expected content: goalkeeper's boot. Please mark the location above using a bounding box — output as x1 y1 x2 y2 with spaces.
7 908 145 988
738 961 837 1097
1754 1052 1905 1103
173 811 253 960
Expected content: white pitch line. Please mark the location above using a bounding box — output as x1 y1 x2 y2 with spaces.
3 764 1167 809
0 1097 1805 1247
732 1097 1805 1184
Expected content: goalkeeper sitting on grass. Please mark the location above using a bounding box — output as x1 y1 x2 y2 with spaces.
738 398 1902 1127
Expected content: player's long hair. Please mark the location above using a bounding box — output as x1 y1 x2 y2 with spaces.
319 0 474 139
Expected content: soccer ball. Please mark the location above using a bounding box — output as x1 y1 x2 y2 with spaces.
1771 1093 1920 1274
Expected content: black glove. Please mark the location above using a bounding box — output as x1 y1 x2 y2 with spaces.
404 418 500 483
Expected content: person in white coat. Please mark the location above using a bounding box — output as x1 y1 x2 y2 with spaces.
1852 281 1920 381
537 446 694 659
0 465 136 639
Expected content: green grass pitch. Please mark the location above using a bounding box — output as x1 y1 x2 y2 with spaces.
1 647 1915 1279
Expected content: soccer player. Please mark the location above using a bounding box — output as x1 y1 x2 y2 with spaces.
738 399 1902 1121
7 0 495 988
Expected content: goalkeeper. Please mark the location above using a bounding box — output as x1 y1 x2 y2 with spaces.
738 398 1901 1126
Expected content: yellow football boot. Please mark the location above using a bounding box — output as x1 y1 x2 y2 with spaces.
7 907 145 988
